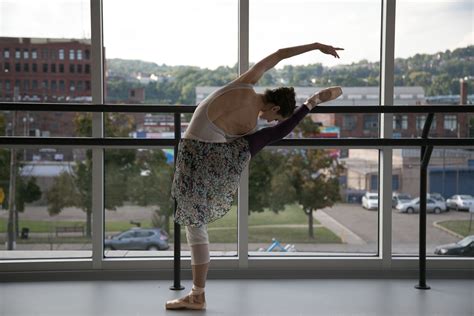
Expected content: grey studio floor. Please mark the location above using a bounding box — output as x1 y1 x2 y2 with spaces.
0 279 473 316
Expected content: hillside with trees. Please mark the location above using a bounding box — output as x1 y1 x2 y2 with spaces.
106 45 473 104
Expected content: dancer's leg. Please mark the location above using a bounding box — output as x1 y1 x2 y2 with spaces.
166 225 209 310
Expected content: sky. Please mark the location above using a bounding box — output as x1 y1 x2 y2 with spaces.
0 0 472 69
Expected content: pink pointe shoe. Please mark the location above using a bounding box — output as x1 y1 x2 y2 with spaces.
165 292 207 310
317 86 343 103
306 86 343 108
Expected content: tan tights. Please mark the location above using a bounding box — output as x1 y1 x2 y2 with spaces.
186 225 211 293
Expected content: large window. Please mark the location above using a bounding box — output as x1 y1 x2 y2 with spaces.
0 1 472 269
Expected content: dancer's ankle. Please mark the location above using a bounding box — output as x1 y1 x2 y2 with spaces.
191 284 205 295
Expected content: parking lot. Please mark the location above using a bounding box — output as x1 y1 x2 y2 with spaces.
318 203 471 253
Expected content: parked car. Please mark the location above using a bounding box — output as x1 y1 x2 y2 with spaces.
427 192 445 203
104 228 169 251
362 192 378 210
434 235 474 256
392 193 412 208
446 195 474 212
396 197 447 214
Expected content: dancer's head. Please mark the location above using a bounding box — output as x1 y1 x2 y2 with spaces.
260 87 296 122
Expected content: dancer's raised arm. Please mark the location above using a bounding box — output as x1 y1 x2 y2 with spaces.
234 42 343 85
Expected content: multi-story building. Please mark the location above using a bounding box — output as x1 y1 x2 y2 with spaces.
0 37 92 102
0 37 92 162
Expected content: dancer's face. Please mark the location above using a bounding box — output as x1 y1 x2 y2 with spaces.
259 105 285 123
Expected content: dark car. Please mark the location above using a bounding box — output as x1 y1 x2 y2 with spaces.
434 235 474 256
104 228 169 251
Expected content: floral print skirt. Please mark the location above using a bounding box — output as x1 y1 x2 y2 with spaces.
171 137 251 227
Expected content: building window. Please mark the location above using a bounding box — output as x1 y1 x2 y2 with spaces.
50 49 57 60
59 80 65 92
59 49 64 60
69 49 75 60
85 64 90 74
23 49 29 59
15 48 21 59
23 80 29 92
51 64 56 73
392 175 399 191
3 48 10 59
342 115 357 130
69 64 75 73
42 48 49 60
5 80 11 90
417 115 437 130
4 62 10 72
85 49 90 60
416 115 425 130
393 115 408 130
444 115 457 130
69 80 75 92
31 49 37 59
363 114 378 130
15 80 20 89
32 80 38 90
32 63 37 72
77 50 83 60
85 80 91 91
15 63 21 72
77 80 83 92
42 80 48 89
42 63 48 73
23 63 29 72
59 64 64 73
51 80 57 91
77 64 82 73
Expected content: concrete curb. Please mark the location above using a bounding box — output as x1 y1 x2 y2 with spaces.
433 221 465 239
313 210 366 245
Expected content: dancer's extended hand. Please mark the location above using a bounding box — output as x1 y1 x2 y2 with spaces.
317 43 344 59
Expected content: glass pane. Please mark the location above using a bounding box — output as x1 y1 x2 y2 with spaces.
0 148 92 259
249 148 379 256
250 0 382 138
0 0 92 138
104 148 173 258
395 0 474 104
103 0 238 105
392 148 474 257
103 148 238 259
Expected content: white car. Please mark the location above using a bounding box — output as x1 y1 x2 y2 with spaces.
362 192 378 210
446 195 474 212
396 197 447 214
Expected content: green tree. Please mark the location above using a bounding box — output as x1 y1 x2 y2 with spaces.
128 149 175 234
46 113 135 237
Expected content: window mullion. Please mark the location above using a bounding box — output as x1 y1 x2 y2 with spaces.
90 0 105 269
237 0 249 269
379 0 396 268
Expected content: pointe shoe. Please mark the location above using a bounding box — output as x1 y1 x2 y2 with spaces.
317 86 343 102
306 86 343 108
165 292 207 310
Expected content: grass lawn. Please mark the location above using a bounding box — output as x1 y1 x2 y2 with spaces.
437 220 474 237
208 203 321 228
0 203 320 233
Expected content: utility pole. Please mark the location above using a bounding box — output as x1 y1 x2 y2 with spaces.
7 111 17 250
